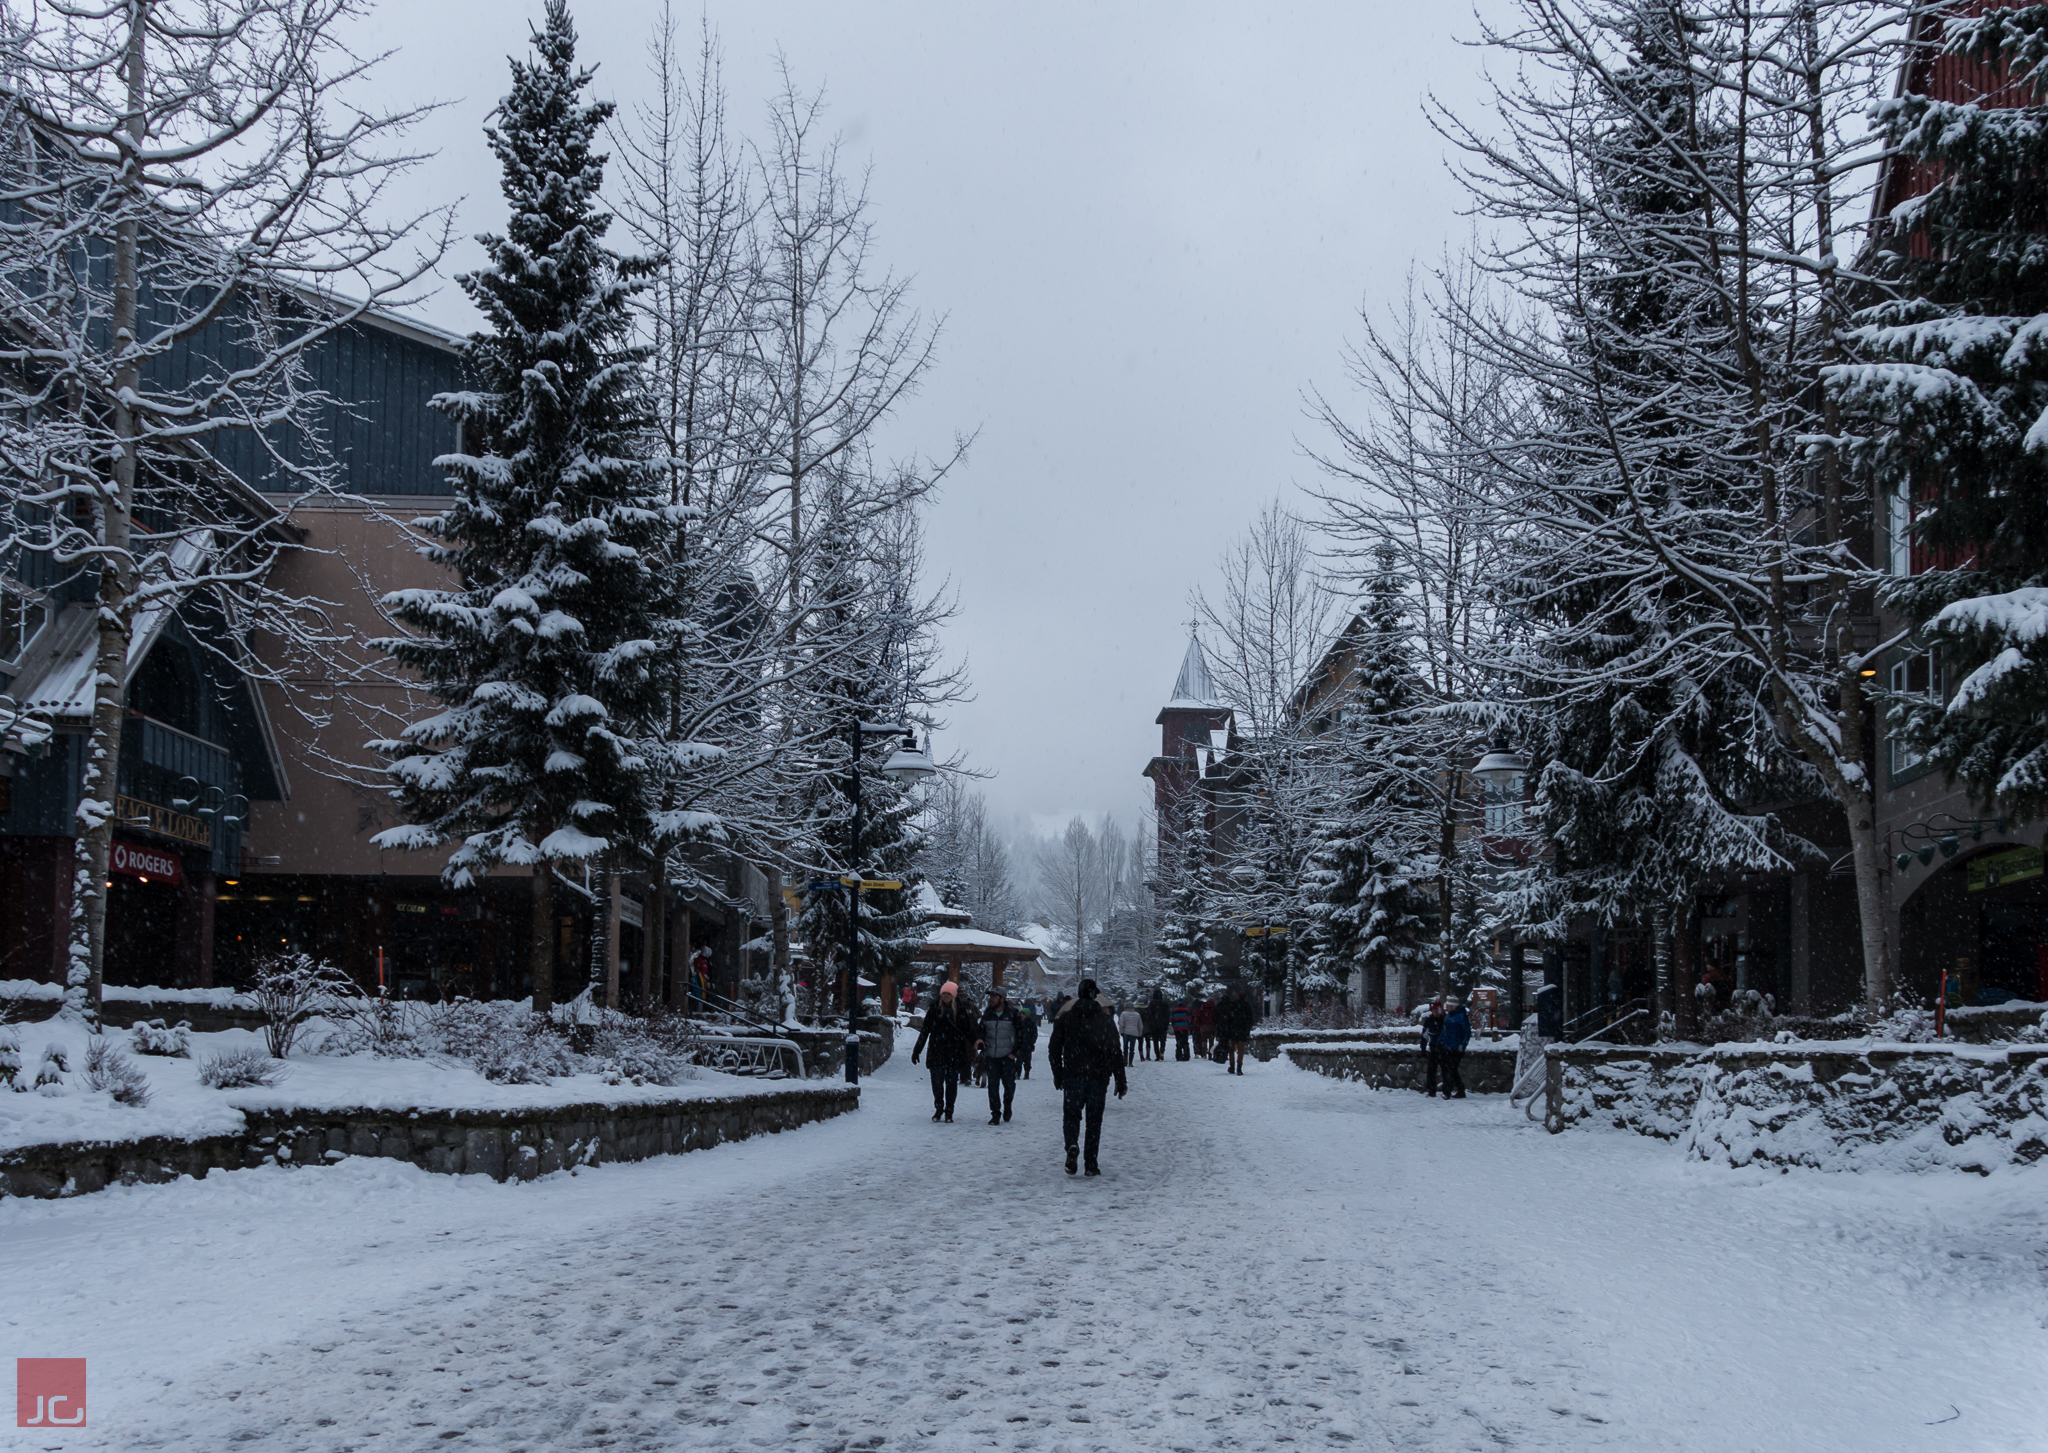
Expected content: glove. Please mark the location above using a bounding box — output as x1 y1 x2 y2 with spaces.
1052 1075 1063 1091
1115 1081 1127 1100
911 1052 920 1066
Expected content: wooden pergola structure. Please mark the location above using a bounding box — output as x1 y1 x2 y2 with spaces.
910 927 1045 997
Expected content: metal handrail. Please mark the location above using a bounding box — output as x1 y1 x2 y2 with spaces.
1574 1005 1650 1045
1561 996 1649 1042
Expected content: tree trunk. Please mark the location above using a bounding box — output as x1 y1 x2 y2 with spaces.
770 868 796 1024
1840 777 1894 1012
1671 899 1700 1042
645 877 666 1008
603 871 622 1009
66 16 149 1029
530 864 554 1017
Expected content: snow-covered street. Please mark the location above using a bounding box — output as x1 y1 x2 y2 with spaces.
5 1049 2046 1452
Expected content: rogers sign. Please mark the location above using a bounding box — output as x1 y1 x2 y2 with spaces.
110 840 183 885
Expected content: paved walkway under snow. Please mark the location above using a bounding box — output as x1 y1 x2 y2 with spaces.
4 1046 2046 1451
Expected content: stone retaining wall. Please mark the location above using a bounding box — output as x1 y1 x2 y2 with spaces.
1545 1042 2048 1172
0 1085 859 1200
1284 1042 1518 1093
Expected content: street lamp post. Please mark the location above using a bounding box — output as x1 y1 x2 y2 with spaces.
843 719 937 1084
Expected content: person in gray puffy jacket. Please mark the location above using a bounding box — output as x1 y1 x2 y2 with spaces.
977 986 1029 1124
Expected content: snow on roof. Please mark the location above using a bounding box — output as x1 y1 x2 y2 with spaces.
1167 633 1217 707
914 881 971 924
7 531 214 734
918 926 1044 957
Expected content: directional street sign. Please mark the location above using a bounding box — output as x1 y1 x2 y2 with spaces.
839 877 903 890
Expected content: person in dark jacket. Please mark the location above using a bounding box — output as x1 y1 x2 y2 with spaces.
1017 1001 1041 1079
1192 996 1218 1058
1046 978 1128 1175
1438 996 1471 1099
911 981 975 1121
1418 996 1446 1097
1144 988 1170 1061
1170 998 1193 1060
1217 985 1257 1074
977 986 1028 1123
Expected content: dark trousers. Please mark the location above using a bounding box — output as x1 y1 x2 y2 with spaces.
1148 1033 1167 1059
1441 1049 1466 1097
986 1056 1018 1117
929 1064 960 1115
1123 1034 1139 1066
1062 1076 1109 1165
1021 1050 1034 1080
1174 1032 1191 1061
1421 1048 1441 1095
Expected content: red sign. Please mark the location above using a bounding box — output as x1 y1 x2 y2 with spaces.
110 839 183 886
17 1358 87 1427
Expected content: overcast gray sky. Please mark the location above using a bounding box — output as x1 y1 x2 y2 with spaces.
347 0 1502 841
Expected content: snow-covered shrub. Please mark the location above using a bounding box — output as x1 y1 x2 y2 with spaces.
129 1018 192 1057
430 1000 571 1084
198 1047 288 1089
586 1018 689 1087
249 950 358 1058
31 1044 67 1095
82 1038 151 1107
323 993 427 1058
0 1026 19 1089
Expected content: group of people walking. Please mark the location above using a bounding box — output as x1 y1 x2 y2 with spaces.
1417 993 1472 1098
910 977 1264 1175
909 979 1040 1124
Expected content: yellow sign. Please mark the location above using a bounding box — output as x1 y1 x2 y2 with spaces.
1968 845 2042 893
841 877 903 890
1244 925 1288 938
116 793 212 848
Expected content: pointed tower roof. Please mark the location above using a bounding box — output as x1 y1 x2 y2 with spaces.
1166 634 1217 708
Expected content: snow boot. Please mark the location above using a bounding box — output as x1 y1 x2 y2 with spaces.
1085 1162 1101 1176
1003 1109 1012 1123
1065 1146 1079 1175
931 1108 942 1121
944 1111 954 1122
989 1113 1001 1125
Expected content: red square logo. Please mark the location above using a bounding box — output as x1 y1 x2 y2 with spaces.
17 1359 86 1428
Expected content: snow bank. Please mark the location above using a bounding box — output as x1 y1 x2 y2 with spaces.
0 1015 756 1157
0 979 252 1007
1549 1041 2048 1173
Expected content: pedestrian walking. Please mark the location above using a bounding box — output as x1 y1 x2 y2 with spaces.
1118 1003 1144 1065
911 981 976 1122
1047 978 1128 1176
1018 1000 1040 1080
977 985 1028 1123
1218 985 1256 1075
1144 987 1170 1061
1439 995 1471 1099
1418 995 1446 1097
1193 995 1217 1059
1170 997 1193 1060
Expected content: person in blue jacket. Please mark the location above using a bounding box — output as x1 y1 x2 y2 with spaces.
1438 995 1471 1099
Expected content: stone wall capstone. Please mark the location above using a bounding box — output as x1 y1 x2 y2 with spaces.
1284 1042 1518 1093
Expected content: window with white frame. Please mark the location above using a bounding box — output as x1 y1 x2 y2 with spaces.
1889 647 1942 777
1887 490 1912 576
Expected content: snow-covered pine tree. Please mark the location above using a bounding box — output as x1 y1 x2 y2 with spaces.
793 756 927 1019
1153 805 1219 994
371 0 674 1016
1496 5 1821 1035
1303 552 1436 1009
1834 5 2048 816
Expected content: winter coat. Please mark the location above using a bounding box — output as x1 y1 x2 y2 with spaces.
1216 994 1257 1042
1017 1011 1040 1051
977 1003 1027 1061
914 1001 977 1071
1118 1008 1144 1038
1144 994 1170 1036
1169 1003 1192 1034
1048 996 1129 1091
1193 1000 1218 1033
1419 1007 1446 1053
1439 1007 1471 1054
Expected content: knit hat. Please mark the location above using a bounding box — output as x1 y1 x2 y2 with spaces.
939 981 957 997
1078 979 1099 1000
